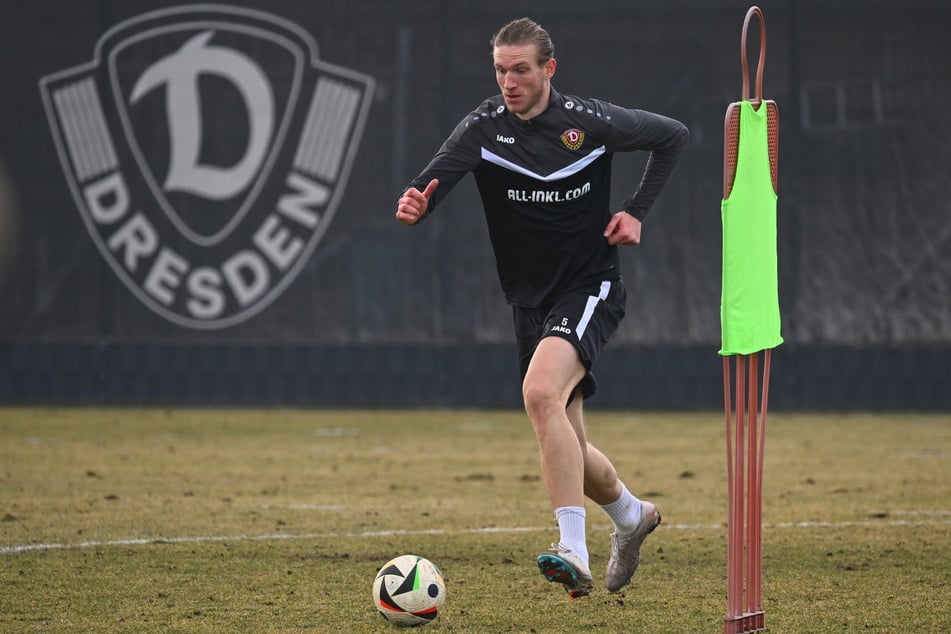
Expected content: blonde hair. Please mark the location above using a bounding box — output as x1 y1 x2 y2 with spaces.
490 17 554 65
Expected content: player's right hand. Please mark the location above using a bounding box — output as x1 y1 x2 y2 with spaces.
396 179 438 225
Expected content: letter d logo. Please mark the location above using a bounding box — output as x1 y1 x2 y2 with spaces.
39 5 375 329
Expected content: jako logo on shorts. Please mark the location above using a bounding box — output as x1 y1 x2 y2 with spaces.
39 5 375 329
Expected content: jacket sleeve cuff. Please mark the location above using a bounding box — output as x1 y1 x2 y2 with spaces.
622 198 648 221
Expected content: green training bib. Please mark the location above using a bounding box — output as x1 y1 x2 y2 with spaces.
719 101 783 356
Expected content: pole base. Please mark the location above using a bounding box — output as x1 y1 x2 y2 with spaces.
724 611 765 633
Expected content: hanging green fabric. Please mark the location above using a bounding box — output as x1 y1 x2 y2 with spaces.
719 100 782 356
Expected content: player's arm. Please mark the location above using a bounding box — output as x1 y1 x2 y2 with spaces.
395 112 483 225
605 105 689 222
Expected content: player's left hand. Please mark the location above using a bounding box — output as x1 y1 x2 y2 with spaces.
603 211 641 246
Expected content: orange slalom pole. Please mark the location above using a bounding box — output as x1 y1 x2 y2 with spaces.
746 352 758 617
726 355 739 631
724 353 767 634
752 348 771 616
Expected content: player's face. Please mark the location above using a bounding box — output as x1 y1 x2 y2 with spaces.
493 43 554 120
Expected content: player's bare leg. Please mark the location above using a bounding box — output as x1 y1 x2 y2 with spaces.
522 336 587 511
524 336 593 597
565 393 622 505
565 370 662 593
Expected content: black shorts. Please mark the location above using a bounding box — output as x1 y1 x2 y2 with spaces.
513 279 627 400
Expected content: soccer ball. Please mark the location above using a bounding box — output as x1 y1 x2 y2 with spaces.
372 554 446 626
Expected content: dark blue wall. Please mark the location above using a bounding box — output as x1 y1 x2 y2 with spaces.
1 1 949 410
2 342 948 411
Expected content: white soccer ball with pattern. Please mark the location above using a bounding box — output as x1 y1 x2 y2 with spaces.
372 554 446 626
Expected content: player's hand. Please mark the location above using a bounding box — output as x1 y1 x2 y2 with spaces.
396 179 438 225
604 211 641 245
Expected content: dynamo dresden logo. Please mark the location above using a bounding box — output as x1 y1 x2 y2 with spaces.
560 128 584 151
39 5 374 329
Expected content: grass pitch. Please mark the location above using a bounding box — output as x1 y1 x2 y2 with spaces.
1 408 950 632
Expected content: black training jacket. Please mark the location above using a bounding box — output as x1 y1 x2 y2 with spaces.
405 87 688 308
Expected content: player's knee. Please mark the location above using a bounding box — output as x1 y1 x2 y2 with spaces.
522 380 562 423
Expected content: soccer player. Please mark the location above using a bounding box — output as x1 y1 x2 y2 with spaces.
395 17 688 598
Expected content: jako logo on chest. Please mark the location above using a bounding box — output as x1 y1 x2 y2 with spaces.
496 134 515 145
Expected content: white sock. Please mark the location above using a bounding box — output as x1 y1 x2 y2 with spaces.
600 482 642 533
554 506 588 564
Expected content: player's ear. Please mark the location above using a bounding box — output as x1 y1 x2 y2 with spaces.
544 58 556 80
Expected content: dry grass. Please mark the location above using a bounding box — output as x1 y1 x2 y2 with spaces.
1 408 950 632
